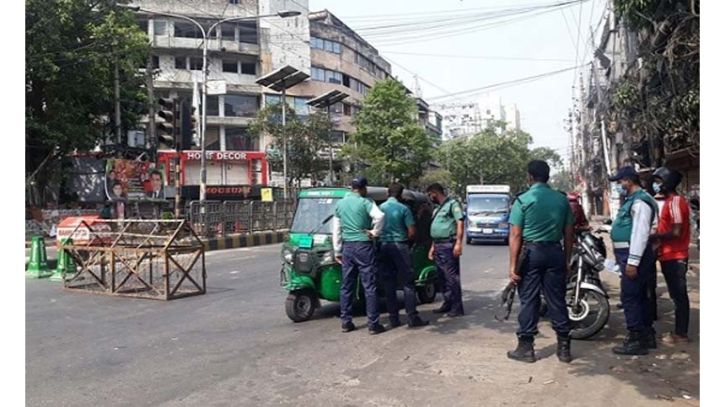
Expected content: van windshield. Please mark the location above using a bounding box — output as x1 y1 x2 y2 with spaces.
290 198 339 234
467 195 510 215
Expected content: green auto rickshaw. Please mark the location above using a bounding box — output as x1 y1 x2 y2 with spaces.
280 187 439 322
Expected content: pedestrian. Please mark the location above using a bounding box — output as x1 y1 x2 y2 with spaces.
426 183 465 318
650 167 691 344
379 183 430 328
567 192 590 232
507 160 575 364
609 166 659 355
332 176 387 335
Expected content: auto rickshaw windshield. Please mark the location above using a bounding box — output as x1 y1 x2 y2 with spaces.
290 197 338 234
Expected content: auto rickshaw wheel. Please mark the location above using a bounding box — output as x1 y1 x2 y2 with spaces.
285 290 317 322
417 283 437 304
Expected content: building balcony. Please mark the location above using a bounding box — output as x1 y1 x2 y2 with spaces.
151 35 260 56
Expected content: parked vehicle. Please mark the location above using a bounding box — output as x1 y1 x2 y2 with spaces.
464 185 512 244
566 228 611 339
280 187 439 322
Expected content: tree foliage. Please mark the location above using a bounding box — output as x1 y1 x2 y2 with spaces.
437 127 533 197
345 79 433 185
529 147 563 170
251 104 332 187
26 0 149 190
609 0 699 166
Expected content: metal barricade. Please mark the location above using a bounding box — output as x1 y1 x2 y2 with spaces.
186 199 295 237
60 219 206 300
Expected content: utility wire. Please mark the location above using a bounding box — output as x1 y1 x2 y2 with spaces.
428 65 585 102
380 50 574 63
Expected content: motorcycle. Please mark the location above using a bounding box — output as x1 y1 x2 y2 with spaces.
566 228 611 339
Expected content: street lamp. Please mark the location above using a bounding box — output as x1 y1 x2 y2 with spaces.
308 90 349 186
120 4 301 204
255 65 310 199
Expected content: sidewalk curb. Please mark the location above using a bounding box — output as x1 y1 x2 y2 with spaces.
201 230 288 252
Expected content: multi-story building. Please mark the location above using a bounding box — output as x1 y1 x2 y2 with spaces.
292 9 393 165
434 96 520 140
135 1 438 191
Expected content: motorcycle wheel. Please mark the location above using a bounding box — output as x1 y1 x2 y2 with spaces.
417 283 437 304
568 288 610 340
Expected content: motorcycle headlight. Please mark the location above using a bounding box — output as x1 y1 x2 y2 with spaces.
321 251 334 265
282 248 293 263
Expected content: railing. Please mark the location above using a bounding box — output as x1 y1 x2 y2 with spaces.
186 200 295 238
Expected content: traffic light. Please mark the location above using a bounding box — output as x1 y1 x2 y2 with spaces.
157 97 179 150
179 100 196 151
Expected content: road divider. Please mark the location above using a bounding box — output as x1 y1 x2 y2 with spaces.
201 230 288 252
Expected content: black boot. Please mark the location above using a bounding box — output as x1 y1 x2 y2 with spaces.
643 327 657 350
507 336 535 363
407 315 430 328
556 334 572 363
612 331 649 355
433 304 451 314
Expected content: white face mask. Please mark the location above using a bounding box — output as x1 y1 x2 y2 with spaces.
615 183 627 196
653 182 663 194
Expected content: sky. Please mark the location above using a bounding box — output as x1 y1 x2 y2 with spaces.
308 0 608 164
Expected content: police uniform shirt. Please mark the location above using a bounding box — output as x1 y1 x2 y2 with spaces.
430 197 464 240
380 197 415 243
509 183 574 242
332 192 384 253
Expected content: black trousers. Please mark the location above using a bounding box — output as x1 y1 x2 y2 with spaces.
516 242 570 338
660 259 690 337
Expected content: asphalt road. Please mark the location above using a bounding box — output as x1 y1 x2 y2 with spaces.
26 242 700 407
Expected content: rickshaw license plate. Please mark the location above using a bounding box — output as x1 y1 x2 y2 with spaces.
483 228 494 234
299 235 313 249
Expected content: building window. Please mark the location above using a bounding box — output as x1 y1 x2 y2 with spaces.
189 57 203 71
153 20 167 36
207 95 219 117
205 126 220 150
175 57 186 69
331 130 346 144
222 60 238 73
325 69 342 84
331 102 343 114
225 94 259 117
221 23 235 41
174 22 202 39
311 36 342 54
138 19 148 35
311 67 325 81
266 95 309 117
239 21 257 44
225 127 258 151
241 63 256 75
151 55 160 69
343 104 351 116
229 0 240 4
352 105 362 117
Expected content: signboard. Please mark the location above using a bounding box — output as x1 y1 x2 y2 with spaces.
207 80 227 96
183 151 249 161
466 185 511 194
56 215 112 245
105 159 166 200
181 185 258 200
261 188 273 202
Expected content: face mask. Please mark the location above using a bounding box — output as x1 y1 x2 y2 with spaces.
653 182 662 194
615 184 627 196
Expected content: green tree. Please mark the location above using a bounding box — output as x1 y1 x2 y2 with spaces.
252 104 332 187
529 146 563 170
437 126 532 196
26 0 149 203
346 79 433 185
550 169 575 192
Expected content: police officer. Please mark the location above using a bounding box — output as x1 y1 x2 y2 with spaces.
609 166 658 355
332 176 387 335
426 183 465 317
507 160 574 364
379 183 429 328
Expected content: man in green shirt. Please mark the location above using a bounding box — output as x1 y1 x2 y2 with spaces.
379 183 429 328
507 160 575 364
426 183 465 317
332 176 386 335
